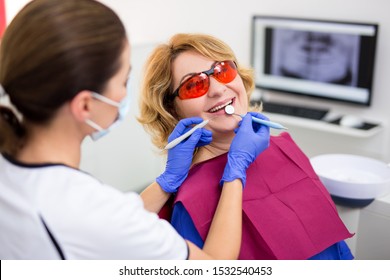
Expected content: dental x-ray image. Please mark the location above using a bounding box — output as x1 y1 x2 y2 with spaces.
270 29 360 86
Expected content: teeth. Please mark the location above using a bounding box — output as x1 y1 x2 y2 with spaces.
209 100 233 113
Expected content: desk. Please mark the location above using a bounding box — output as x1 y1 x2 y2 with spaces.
266 112 383 138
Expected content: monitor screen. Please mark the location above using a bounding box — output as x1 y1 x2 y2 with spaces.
251 16 378 106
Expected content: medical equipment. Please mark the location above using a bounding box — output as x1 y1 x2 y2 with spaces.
311 154 390 207
164 119 210 150
224 105 287 130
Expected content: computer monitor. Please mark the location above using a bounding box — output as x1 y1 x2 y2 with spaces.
251 16 378 106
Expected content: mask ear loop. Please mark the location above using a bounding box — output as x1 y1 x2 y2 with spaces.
91 92 120 107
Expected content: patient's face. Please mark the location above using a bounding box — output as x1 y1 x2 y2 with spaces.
172 51 248 135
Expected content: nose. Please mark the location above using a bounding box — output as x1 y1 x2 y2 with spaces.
207 76 227 98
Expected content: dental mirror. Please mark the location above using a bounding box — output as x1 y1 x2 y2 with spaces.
225 105 235 115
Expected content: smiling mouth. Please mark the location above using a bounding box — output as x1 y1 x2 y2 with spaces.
209 99 233 113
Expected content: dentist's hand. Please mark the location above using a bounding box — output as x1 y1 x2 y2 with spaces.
221 112 270 187
157 117 212 193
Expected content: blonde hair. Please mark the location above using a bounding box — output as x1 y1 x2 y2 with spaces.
138 33 256 150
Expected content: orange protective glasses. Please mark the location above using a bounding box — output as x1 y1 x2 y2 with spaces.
172 60 237 100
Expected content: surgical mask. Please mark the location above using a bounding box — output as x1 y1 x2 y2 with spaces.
85 92 131 141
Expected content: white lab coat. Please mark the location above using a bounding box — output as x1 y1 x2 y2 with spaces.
0 154 187 260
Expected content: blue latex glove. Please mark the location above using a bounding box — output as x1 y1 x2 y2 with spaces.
157 117 212 193
220 112 270 187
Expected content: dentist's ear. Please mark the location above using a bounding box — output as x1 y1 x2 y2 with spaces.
69 90 94 122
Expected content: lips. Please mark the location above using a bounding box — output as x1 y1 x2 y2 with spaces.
208 98 234 113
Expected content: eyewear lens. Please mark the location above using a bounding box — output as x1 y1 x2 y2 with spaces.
174 60 237 100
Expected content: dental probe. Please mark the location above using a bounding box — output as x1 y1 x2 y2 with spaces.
164 119 210 150
225 105 287 130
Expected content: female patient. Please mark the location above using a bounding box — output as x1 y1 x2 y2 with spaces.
138 33 354 260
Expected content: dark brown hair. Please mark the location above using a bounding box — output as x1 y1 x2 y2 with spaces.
0 0 127 155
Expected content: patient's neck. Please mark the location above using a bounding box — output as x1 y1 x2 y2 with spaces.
193 131 234 164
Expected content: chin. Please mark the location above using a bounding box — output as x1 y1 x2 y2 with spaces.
210 116 239 134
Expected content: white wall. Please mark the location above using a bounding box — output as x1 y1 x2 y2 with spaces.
5 0 390 192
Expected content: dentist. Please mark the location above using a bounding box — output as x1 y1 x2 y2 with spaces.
0 0 270 259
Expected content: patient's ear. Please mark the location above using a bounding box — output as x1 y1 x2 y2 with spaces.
69 90 94 122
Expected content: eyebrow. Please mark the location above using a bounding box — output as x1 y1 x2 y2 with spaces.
178 72 198 84
127 65 132 76
126 65 132 82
